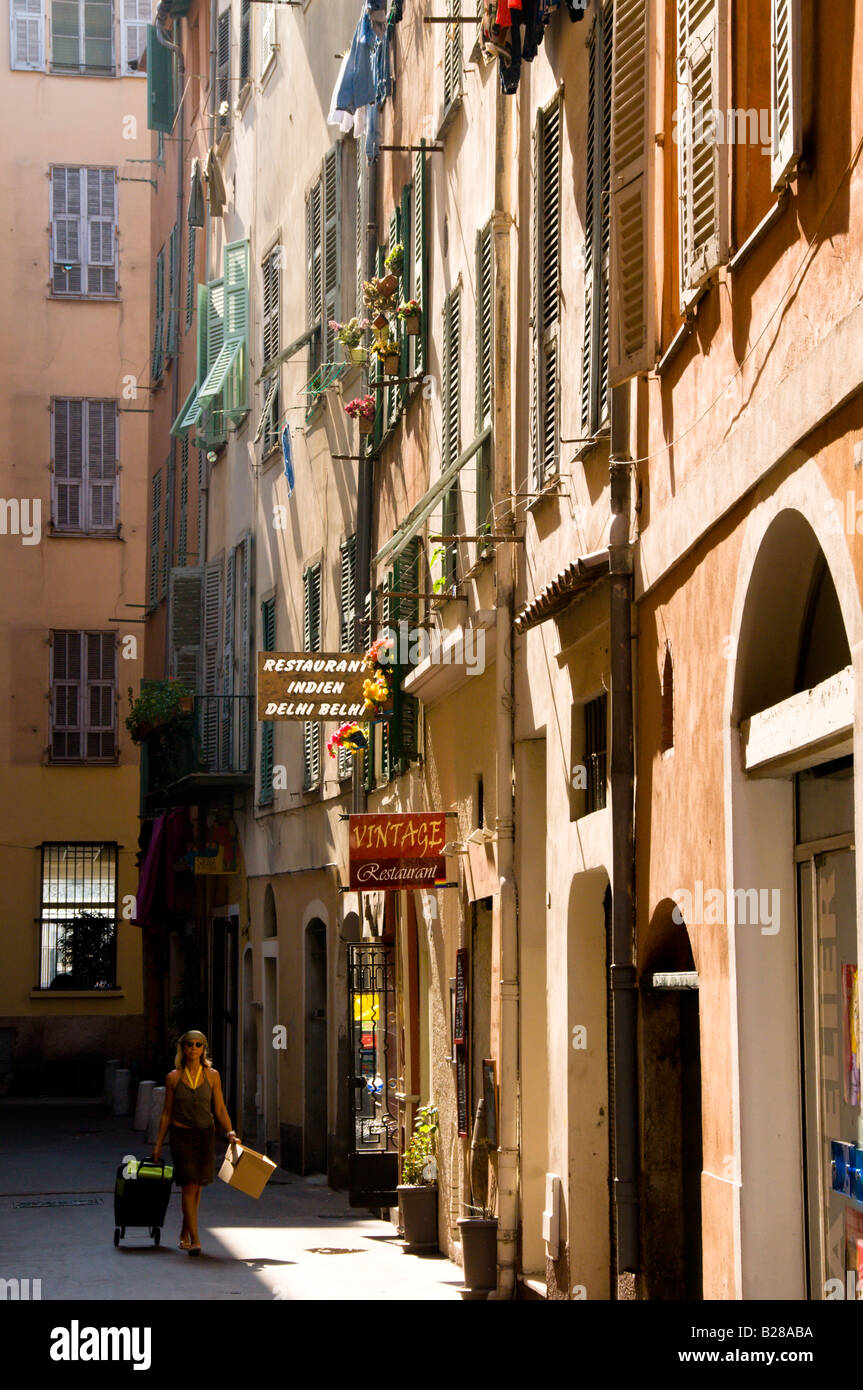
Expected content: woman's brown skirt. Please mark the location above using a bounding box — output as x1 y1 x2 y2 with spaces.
169 1123 215 1186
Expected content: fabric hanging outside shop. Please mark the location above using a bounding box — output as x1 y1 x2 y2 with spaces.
188 157 205 227
204 146 227 217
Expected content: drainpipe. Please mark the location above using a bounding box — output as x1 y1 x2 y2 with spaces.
354 151 378 817
154 14 184 674
490 76 518 1301
197 0 218 568
608 384 640 1287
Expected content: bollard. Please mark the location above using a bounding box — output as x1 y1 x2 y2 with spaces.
133 1080 154 1131
146 1087 166 1144
103 1060 120 1106
111 1067 131 1116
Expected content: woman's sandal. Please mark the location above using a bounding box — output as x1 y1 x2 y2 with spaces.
178 1237 191 1250
187 1245 202 1256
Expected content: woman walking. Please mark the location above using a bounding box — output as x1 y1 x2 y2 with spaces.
151 1030 238 1255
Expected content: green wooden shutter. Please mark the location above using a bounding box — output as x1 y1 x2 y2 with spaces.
340 534 357 649
166 222 179 360
259 596 276 803
443 0 462 109
476 221 493 430
400 183 412 405
223 239 250 421
372 245 386 448
185 223 197 331
303 563 321 789
442 290 461 585
216 9 231 137
386 207 401 429
323 147 340 363
152 247 165 381
413 147 428 375
240 0 251 87
148 470 162 606
146 24 176 133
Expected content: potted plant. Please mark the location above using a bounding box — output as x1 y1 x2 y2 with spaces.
362 277 398 316
125 679 195 744
457 1098 499 1297
398 1104 439 1252
374 337 401 377
384 242 404 277
329 316 370 365
344 394 377 435
362 636 394 715
326 721 367 759
397 299 421 335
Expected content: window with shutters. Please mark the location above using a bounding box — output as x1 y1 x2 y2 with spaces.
305 148 340 372
337 536 357 781
677 0 728 311
259 596 276 803
177 437 189 566
120 0 147 73
185 223 196 331
51 0 113 73
147 21 176 133
584 692 608 815
148 471 162 607
239 0 251 88
475 220 494 534
256 245 281 454
533 91 561 484
201 555 223 764
260 0 276 78
51 399 119 535
50 631 117 762
168 566 202 685
11 0 45 70
302 562 322 790
412 147 428 376
386 206 403 430
152 245 165 380
381 541 420 782
166 223 179 362
355 135 367 317
216 7 231 138
39 843 118 990
159 455 171 599
50 167 117 299
443 0 463 117
582 4 612 433
172 239 250 446
441 289 461 586
609 0 654 385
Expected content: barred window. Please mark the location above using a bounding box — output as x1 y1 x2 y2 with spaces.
39 842 118 990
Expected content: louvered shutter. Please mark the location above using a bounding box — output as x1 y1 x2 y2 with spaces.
340 535 357 649
598 3 613 416
152 247 165 381
11 0 44 70
202 556 223 764
177 437 189 565
216 9 231 136
323 147 340 363
771 0 801 191
306 178 323 369
148 471 162 605
476 222 493 430
444 0 462 110
609 0 652 383
197 276 227 443
85 633 116 760
677 0 727 309
222 239 250 420
259 597 276 802
121 0 147 73
240 0 251 87
85 169 116 297
413 147 428 374
261 1 275 75
262 247 280 367
51 168 82 295
147 23 176 133
534 93 561 485
442 292 461 585
87 400 117 531
303 564 321 789
185 224 197 331
400 183 412 401
169 566 203 686
166 222 179 360
53 399 83 531
239 531 253 767
386 207 401 428
222 546 236 767
51 631 82 760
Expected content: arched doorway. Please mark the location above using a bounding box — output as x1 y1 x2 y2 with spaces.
304 919 328 1174
729 507 859 1297
640 899 702 1299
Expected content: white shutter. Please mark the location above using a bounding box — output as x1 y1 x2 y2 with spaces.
677 0 728 310
51 168 83 296
121 0 148 73
86 169 117 296
87 400 118 531
11 0 44 70
771 0 801 191
610 0 654 383
53 399 83 531
260 1 276 76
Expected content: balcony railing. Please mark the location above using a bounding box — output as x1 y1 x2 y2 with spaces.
141 695 253 809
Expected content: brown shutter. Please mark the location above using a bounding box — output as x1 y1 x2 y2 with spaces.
609 0 654 383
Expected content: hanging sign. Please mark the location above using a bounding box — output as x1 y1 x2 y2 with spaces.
348 812 447 890
257 651 392 721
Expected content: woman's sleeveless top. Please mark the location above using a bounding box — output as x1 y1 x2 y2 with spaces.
171 1068 214 1128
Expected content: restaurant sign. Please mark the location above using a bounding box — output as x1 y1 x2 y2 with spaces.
257 651 391 721
348 813 448 891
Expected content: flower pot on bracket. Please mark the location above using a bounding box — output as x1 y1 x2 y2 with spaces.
372 312 389 331
405 315 420 336
358 415 374 435
377 273 399 298
384 354 400 377
347 345 368 365
457 1216 498 1297
398 1184 438 1252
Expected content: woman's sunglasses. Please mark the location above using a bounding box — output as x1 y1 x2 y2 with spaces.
184 1041 204 1047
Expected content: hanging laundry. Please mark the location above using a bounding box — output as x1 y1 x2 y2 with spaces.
187 157 205 228
281 424 294 496
498 0 583 94
328 4 378 131
373 8 395 106
204 146 227 217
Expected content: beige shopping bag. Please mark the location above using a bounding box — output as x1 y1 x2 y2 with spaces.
218 1139 277 1198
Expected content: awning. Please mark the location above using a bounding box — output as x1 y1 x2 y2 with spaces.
513 550 609 633
373 425 492 570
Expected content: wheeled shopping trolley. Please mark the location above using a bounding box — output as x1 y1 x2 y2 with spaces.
113 1158 173 1247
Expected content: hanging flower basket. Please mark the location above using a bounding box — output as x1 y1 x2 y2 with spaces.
347 345 369 365
377 272 399 298
397 300 421 335
327 722 368 759
384 243 404 276
372 312 389 331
